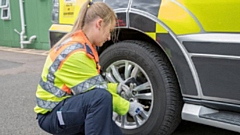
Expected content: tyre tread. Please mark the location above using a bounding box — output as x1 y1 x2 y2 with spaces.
101 40 183 135
120 40 183 135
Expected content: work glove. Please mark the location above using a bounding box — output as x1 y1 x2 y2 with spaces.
117 77 136 94
128 101 144 117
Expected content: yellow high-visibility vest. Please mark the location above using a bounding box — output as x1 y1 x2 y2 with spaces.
34 30 129 115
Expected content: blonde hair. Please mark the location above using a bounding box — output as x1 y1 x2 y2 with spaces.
54 0 118 47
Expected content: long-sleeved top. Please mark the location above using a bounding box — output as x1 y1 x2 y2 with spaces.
34 30 130 115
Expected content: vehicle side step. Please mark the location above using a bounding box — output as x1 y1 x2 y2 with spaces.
200 111 240 126
182 103 240 133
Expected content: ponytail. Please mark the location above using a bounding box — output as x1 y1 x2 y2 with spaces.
71 0 90 32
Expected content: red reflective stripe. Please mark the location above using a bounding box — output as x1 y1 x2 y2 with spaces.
97 65 101 73
51 30 101 73
86 53 94 59
50 41 76 61
62 84 72 94
73 30 93 47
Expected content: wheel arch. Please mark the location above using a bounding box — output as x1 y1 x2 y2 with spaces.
99 27 180 88
48 24 198 97
100 27 198 97
99 28 164 55
99 28 174 77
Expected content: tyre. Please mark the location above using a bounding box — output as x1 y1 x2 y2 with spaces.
100 40 183 135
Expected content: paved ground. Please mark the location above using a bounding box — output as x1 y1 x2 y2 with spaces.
0 47 239 135
0 48 49 135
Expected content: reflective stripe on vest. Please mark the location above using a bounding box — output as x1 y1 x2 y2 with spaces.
85 44 101 73
36 98 59 110
48 43 84 83
36 43 107 111
71 75 107 95
39 43 84 97
86 44 94 57
39 78 67 98
37 76 107 110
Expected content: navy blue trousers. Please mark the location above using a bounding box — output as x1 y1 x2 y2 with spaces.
37 88 123 135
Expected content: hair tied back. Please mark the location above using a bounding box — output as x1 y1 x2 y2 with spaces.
88 0 94 8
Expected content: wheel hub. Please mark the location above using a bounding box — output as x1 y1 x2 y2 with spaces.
104 60 153 129
120 83 137 100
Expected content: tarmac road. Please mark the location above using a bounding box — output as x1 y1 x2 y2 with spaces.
0 50 48 135
0 49 239 135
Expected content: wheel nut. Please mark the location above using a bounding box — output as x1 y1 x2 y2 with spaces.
129 98 134 102
132 91 136 95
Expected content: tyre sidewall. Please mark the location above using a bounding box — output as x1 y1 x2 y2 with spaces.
100 42 173 135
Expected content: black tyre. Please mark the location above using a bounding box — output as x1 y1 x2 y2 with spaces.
100 40 183 135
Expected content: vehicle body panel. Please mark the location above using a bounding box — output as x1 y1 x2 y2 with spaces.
178 0 240 32
58 0 83 24
50 0 240 117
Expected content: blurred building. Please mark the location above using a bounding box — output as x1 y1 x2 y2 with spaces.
0 0 52 50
